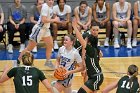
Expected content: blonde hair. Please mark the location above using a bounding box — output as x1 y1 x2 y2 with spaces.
22 51 34 66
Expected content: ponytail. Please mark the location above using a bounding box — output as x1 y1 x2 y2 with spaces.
128 65 138 93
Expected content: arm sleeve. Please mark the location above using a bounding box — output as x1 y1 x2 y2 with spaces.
57 47 62 58
67 5 71 13
30 5 35 17
38 69 46 81
7 68 17 78
41 4 48 16
8 5 12 18
22 5 27 18
53 5 57 15
0 5 3 13
74 50 82 63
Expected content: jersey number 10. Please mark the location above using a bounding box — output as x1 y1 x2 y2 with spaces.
22 76 33 86
121 80 133 89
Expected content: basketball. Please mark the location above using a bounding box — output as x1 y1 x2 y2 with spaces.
54 67 67 80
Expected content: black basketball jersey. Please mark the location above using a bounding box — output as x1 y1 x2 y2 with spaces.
75 31 101 76
7 66 46 93
117 75 140 93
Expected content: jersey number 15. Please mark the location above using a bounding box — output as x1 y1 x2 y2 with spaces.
22 76 33 86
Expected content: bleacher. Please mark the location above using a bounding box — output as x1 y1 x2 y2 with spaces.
0 0 139 47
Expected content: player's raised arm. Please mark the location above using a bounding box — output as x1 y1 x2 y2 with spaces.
72 21 86 48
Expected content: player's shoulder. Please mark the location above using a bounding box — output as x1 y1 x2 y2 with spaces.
60 46 65 49
64 4 71 9
82 31 90 39
53 5 58 9
42 3 49 8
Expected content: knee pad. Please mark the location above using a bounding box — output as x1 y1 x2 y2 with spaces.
77 87 87 93
52 87 60 93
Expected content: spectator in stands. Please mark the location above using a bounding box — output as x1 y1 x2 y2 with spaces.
29 0 45 52
0 4 6 43
102 64 140 93
73 1 92 32
52 0 72 50
7 0 27 53
112 0 132 49
92 0 111 47
133 0 140 47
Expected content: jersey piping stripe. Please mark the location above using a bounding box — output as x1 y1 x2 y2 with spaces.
90 58 100 73
31 26 40 42
93 75 100 90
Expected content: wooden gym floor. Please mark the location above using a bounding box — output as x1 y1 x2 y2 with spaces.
0 57 140 93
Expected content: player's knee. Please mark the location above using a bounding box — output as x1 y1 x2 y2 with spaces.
77 87 87 93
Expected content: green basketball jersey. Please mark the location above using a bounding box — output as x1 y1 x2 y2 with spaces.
85 44 101 76
117 75 140 93
7 66 46 93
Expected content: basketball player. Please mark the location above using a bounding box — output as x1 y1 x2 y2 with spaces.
112 0 132 49
73 1 92 32
72 20 104 93
18 0 59 69
102 64 140 93
52 34 84 93
92 0 111 47
0 51 54 93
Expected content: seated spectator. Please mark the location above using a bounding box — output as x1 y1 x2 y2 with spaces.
73 1 92 33
7 0 27 53
52 0 72 50
92 0 111 47
133 0 140 47
112 0 132 49
0 4 6 43
29 0 45 52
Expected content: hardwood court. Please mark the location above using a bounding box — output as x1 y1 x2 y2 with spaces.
0 57 140 93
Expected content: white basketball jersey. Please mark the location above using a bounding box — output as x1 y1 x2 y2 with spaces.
76 6 89 23
116 2 129 19
37 3 51 29
96 2 107 21
58 46 82 71
53 4 71 21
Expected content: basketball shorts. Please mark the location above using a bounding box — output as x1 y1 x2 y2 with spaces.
84 73 104 91
30 24 51 43
57 73 74 87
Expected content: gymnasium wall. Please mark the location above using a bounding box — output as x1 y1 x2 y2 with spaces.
0 0 138 23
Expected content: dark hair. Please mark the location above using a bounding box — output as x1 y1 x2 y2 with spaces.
65 34 75 46
35 0 44 6
22 51 34 66
96 0 105 3
90 21 99 28
57 0 66 5
128 64 138 76
35 0 39 5
128 65 138 93
79 1 88 6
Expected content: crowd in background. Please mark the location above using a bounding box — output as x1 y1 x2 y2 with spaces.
0 0 140 53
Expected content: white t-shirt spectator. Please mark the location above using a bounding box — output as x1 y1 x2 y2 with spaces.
53 4 71 21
